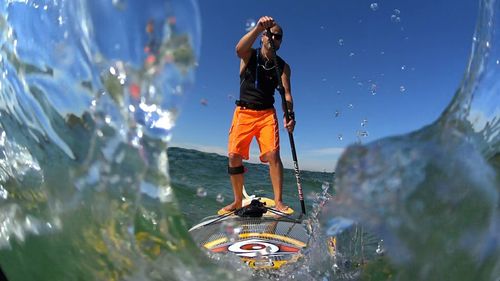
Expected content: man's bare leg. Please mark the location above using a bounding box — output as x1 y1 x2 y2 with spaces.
223 153 244 211
264 150 288 211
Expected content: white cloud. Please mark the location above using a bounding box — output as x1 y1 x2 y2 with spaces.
306 147 345 156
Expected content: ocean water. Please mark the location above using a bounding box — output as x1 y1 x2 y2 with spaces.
0 1 498 281
168 147 334 227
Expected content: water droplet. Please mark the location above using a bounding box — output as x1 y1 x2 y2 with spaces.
349 52 355 57
370 3 379 11
322 78 327 82
227 226 243 242
265 246 273 254
245 19 256 31
376 239 385 256
112 0 126 10
401 65 406 71
233 226 242 234
306 192 318 201
390 14 401 23
221 221 236 235
393 9 401 15
348 103 354 109
335 110 340 118
196 187 207 197
321 182 330 191
358 131 369 137
0 185 8 199
333 263 340 272
380 51 385 55
200 98 208 106
496 59 499 65
320 25 325 30
326 217 354 236
370 84 377 95
338 134 343 141
361 118 368 126
400 86 406 93
221 221 241 242
336 90 342 95
216 193 224 203
338 38 344 46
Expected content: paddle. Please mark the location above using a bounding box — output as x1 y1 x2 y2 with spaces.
265 28 306 215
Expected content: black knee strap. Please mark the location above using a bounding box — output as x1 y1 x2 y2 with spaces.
228 165 245 175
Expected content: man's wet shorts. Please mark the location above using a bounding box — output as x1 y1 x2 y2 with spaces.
228 107 279 162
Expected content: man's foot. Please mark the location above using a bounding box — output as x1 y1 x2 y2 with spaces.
274 201 293 213
218 201 242 215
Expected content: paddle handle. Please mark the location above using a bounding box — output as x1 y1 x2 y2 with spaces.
265 28 306 215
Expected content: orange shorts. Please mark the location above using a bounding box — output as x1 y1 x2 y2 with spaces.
228 107 279 162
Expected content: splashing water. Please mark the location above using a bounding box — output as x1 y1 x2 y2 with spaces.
321 0 500 280
0 0 499 280
0 0 239 280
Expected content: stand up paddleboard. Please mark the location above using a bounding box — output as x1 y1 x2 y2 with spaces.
189 187 309 270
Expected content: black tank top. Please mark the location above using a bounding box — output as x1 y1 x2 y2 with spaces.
239 48 286 108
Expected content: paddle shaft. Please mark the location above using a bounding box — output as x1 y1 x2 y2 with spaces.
265 28 306 215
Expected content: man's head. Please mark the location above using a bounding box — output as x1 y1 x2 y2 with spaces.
261 25 283 50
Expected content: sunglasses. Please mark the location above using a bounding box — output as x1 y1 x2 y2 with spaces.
266 32 283 41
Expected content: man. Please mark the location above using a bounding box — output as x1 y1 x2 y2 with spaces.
221 16 295 214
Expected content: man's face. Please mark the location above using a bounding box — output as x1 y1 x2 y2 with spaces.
263 27 283 50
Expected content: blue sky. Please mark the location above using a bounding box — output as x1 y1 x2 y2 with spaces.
171 0 478 172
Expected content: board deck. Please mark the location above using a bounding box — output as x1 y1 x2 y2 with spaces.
189 188 307 270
